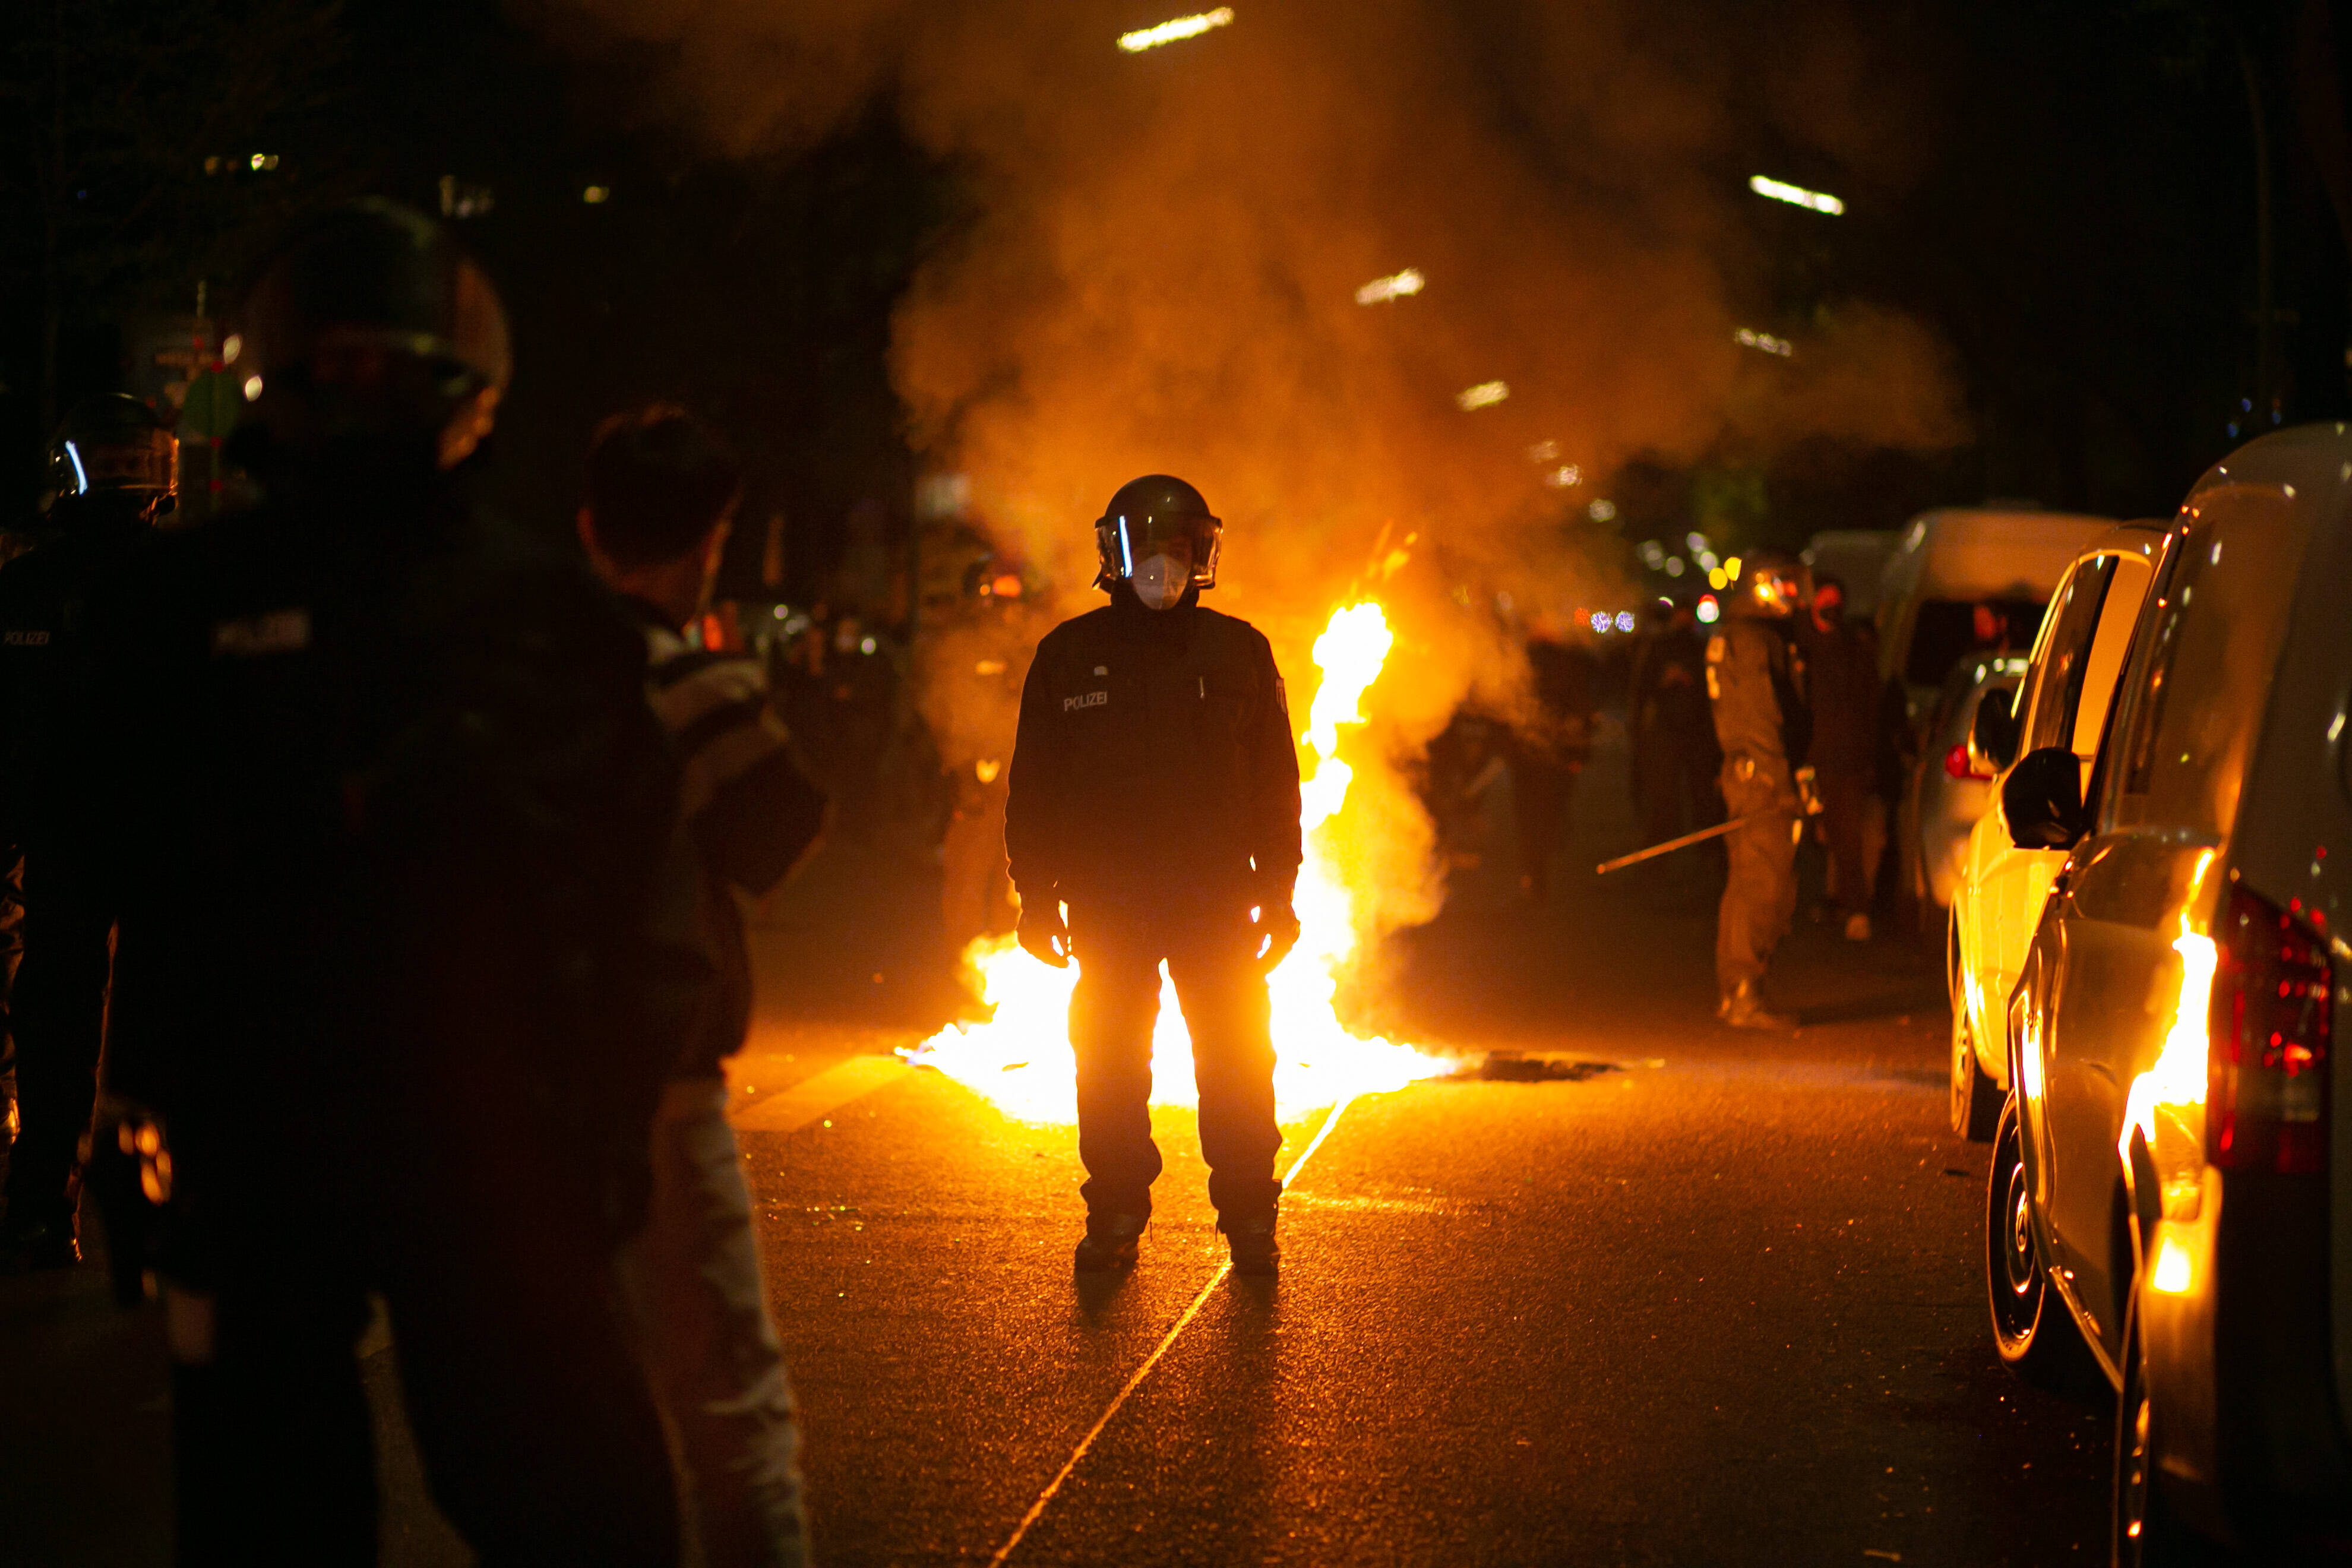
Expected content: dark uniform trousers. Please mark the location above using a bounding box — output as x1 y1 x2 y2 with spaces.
1817 769 1874 919
2 842 113 1226
172 1178 678 1566
1716 757 1798 993
1068 904 1282 1223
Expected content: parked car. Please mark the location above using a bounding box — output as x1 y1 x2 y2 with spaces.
1947 522 2171 1139
1985 426 2351 1561
1800 528 1900 621
1912 652 2028 915
1882 508 2110 926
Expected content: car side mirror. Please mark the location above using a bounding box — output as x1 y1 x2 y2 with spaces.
1968 685 2019 774
2003 746 2087 849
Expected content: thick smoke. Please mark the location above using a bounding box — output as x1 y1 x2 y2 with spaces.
537 0 1964 934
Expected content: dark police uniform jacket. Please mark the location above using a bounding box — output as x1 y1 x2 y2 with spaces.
88 475 701 1273
1006 590 1301 919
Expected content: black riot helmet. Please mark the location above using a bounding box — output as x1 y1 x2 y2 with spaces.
1730 548 1806 619
41 394 176 529
232 199 512 473
1094 475 1222 608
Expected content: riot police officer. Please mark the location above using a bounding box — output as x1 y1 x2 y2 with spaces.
1707 551 1810 1029
0 394 175 1270
96 201 693 1563
1005 476 1301 1276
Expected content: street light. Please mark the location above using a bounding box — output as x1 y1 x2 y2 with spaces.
1118 7 1234 53
1747 175 1844 216
1455 381 1509 411
1355 268 1424 305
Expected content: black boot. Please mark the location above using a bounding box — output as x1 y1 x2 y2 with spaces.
1220 1212 1279 1277
1073 1211 1147 1273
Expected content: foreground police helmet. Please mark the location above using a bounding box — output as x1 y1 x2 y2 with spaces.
42 394 176 527
235 199 513 470
1732 548 1806 619
1095 475 1222 609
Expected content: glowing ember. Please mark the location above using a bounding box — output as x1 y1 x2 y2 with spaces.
908 600 1449 1122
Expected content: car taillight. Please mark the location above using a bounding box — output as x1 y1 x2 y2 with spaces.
2209 886 2332 1174
1944 743 1990 781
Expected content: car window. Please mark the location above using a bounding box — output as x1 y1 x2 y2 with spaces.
2003 572 2073 744
2021 557 2116 756
2072 554 2153 764
1904 598 2046 687
2109 498 2310 837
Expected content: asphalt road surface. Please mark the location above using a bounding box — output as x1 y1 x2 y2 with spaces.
1 751 2116 1566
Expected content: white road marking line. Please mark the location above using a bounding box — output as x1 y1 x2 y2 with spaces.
986 1095 1358 1567
731 1055 912 1134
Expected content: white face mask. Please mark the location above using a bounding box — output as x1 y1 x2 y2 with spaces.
1131 552 1190 610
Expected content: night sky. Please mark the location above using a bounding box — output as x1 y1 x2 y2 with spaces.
0 0 2343 599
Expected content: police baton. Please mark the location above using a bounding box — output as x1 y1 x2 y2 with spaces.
1594 812 1771 876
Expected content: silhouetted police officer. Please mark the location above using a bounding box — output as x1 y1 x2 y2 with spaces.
1006 476 1301 1276
94 202 696 1564
1708 551 1810 1030
0 396 174 1270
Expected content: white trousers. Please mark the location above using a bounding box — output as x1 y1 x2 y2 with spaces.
628 1077 810 1568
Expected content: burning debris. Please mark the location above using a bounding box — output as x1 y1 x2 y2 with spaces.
906 600 1450 1122
1463 1053 1621 1083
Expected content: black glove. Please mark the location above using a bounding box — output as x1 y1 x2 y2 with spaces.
1254 900 1301 973
1017 896 1070 969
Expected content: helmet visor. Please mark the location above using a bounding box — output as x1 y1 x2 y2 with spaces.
1115 526 1192 578
55 431 174 496
1100 511 1219 589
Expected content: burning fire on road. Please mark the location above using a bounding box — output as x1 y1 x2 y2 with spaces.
906 599 1450 1123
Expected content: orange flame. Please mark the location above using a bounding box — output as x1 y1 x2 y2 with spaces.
906 600 1449 1121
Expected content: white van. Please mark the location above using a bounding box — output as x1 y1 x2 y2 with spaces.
1877 508 2112 720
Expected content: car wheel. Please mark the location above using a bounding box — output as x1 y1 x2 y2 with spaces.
1987 1095 2095 1388
2114 1294 2221 1566
1948 912 2000 1140
1951 1003 2002 1142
